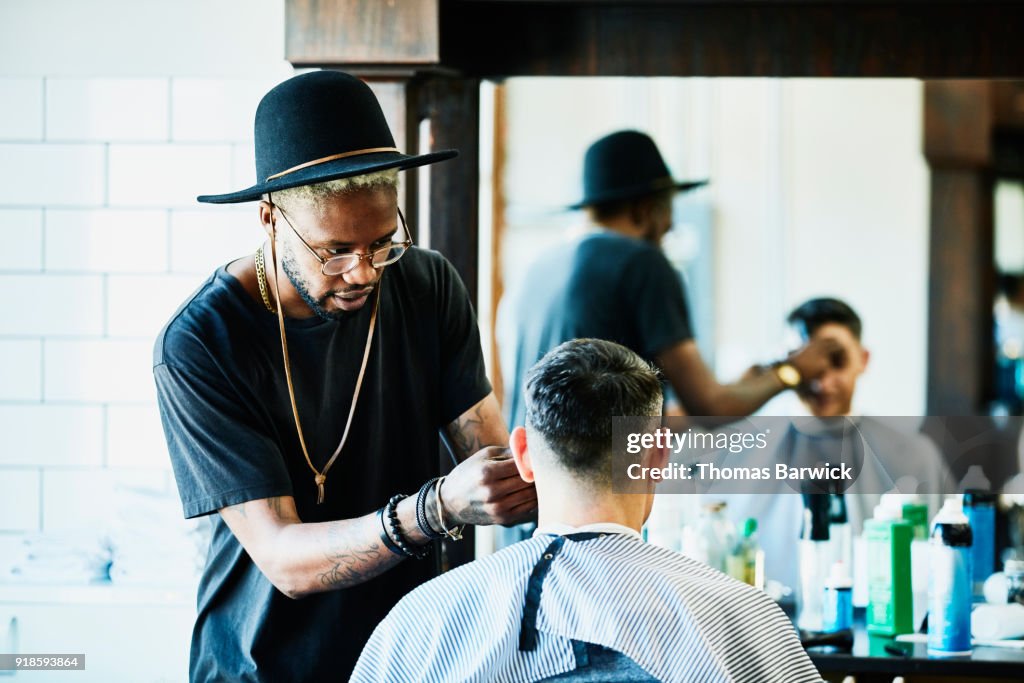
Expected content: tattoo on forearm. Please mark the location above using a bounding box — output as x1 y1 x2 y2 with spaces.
450 404 486 456
266 496 284 518
316 522 390 589
318 549 381 588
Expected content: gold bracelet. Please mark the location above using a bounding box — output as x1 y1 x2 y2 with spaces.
434 476 464 541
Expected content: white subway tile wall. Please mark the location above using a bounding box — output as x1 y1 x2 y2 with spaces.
44 339 157 403
46 78 170 142
0 78 44 140
0 144 106 206
0 469 41 532
107 144 233 207
46 209 169 273
171 79 277 141
231 142 258 189
106 274 206 338
107 404 172 469
0 209 44 270
42 468 171 532
0 404 104 467
170 209 258 273
41 469 119 532
0 76 276 538
0 341 43 401
0 274 105 336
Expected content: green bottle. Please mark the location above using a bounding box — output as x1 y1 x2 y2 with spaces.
902 501 930 541
864 504 914 637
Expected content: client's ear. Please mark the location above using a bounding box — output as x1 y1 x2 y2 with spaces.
641 441 669 471
510 426 535 483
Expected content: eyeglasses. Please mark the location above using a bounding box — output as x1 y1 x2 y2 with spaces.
273 205 413 276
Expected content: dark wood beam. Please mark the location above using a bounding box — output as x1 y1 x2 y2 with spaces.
439 1 1024 78
924 81 996 415
407 75 482 304
286 0 439 67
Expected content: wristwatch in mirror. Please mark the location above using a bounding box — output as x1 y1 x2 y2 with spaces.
773 362 802 388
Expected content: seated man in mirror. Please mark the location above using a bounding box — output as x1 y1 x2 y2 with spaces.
717 297 952 592
352 339 821 683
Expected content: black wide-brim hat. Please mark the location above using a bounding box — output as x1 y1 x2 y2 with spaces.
198 70 457 204
569 130 707 210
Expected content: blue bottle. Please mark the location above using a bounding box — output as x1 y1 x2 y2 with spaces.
822 561 854 632
928 497 974 657
963 489 995 600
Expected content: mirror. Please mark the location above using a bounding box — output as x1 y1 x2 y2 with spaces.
493 77 929 418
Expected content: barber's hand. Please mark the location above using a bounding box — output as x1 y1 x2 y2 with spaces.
787 337 846 382
440 446 537 527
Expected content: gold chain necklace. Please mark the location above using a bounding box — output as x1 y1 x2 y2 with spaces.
254 244 276 313
258 234 380 504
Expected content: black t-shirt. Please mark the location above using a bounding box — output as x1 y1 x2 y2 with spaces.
502 232 693 428
153 247 491 682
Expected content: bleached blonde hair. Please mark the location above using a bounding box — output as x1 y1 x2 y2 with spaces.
267 168 399 212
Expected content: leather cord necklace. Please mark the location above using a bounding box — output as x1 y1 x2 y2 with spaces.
258 221 380 504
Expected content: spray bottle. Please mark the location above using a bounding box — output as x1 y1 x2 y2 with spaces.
929 497 974 657
797 493 832 632
901 494 931 630
963 489 996 601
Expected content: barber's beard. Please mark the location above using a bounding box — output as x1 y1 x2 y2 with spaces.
279 244 351 322
642 219 666 247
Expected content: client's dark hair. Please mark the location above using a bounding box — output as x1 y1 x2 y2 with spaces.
524 339 662 481
787 297 862 341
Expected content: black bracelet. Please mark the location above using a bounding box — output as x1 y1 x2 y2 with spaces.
376 506 404 556
386 494 430 559
415 477 445 540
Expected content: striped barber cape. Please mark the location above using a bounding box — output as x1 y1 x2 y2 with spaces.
351 531 822 682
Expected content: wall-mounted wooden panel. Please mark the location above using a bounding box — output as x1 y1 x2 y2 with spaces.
995 81 1024 130
924 81 997 415
926 170 994 415
407 75 482 304
438 1 1024 78
924 80 993 168
286 0 439 67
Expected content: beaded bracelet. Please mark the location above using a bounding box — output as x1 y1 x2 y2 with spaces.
415 477 445 540
385 494 430 559
376 505 404 556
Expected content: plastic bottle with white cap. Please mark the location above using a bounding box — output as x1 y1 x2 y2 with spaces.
797 493 831 632
865 497 914 637
929 496 974 657
963 488 996 601
901 492 931 631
